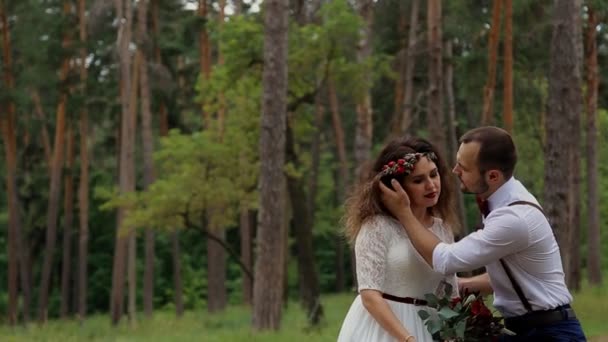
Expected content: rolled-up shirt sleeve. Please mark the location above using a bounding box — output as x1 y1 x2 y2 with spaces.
432 209 530 275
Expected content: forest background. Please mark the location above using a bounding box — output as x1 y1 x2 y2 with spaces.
1 0 608 340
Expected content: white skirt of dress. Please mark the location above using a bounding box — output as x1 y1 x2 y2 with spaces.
337 295 435 342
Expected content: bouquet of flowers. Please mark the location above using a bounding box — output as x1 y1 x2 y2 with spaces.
418 283 514 341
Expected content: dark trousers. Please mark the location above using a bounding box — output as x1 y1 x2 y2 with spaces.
500 317 586 342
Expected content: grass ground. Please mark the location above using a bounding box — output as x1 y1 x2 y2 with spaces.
1 285 606 341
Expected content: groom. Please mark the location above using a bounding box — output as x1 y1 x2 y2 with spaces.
379 126 586 341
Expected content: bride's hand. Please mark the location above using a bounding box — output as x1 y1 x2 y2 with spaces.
378 179 412 217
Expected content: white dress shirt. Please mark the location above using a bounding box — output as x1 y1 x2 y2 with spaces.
432 177 573 317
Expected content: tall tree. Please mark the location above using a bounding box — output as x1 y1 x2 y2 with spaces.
502 0 513 133
544 0 583 286
354 0 373 180
481 0 502 126
585 6 601 286
38 0 72 323
198 0 211 127
137 0 156 318
252 0 288 330
111 0 135 325
60 127 75 318
393 0 419 136
127 51 140 325
77 0 90 322
444 40 467 233
427 0 446 154
0 1 21 325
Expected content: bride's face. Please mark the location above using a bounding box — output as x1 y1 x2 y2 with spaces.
402 157 441 210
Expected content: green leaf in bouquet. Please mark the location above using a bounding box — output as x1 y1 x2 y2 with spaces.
424 293 440 307
438 307 460 320
455 319 467 338
418 309 431 320
427 320 442 335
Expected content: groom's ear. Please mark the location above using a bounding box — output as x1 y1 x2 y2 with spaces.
487 169 503 184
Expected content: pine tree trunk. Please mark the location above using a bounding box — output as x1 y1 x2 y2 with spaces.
127 51 140 326
207 217 227 312
399 0 419 135
585 7 601 286
427 0 446 154
77 0 90 321
0 4 21 324
137 0 156 318
354 0 373 181
481 0 502 126
111 0 134 325
217 0 226 137
252 0 289 330
60 127 75 318
502 0 513 133
198 0 211 127
444 40 467 233
392 2 406 133
544 0 583 286
38 1 72 322
31 90 53 170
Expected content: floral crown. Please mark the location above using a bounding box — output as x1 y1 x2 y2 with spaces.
380 152 437 177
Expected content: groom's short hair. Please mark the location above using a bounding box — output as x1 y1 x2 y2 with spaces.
459 126 517 179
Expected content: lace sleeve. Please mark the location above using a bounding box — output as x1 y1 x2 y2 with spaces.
355 218 389 292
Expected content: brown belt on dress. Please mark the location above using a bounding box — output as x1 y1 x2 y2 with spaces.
382 293 428 306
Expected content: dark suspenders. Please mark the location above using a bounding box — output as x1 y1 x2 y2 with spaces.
499 200 547 313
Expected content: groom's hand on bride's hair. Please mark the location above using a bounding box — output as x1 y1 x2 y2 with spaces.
378 179 411 216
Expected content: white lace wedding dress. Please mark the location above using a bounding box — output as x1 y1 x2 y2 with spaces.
337 215 457 342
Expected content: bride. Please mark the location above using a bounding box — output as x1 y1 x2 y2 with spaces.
337 137 460 342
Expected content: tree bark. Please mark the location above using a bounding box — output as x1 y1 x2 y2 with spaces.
207 212 227 312
427 0 446 154
502 0 513 133
444 40 467 233
38 0 72 322
198 0 211 127
585 7 601 286
252 0 288 330
544 0 583 287
127 51 140 326
354 0 374 181
0 3 22 324
137 0 156 318
31 90 53 170
60 127 76 318
394 0 419 137
481 0 502 126
77 0 90 322
111 0 134 325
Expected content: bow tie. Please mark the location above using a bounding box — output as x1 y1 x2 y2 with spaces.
476 196 490 217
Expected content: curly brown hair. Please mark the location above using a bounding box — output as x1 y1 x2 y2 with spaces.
343 136 460 244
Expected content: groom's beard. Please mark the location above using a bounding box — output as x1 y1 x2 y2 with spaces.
460 178 489 195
